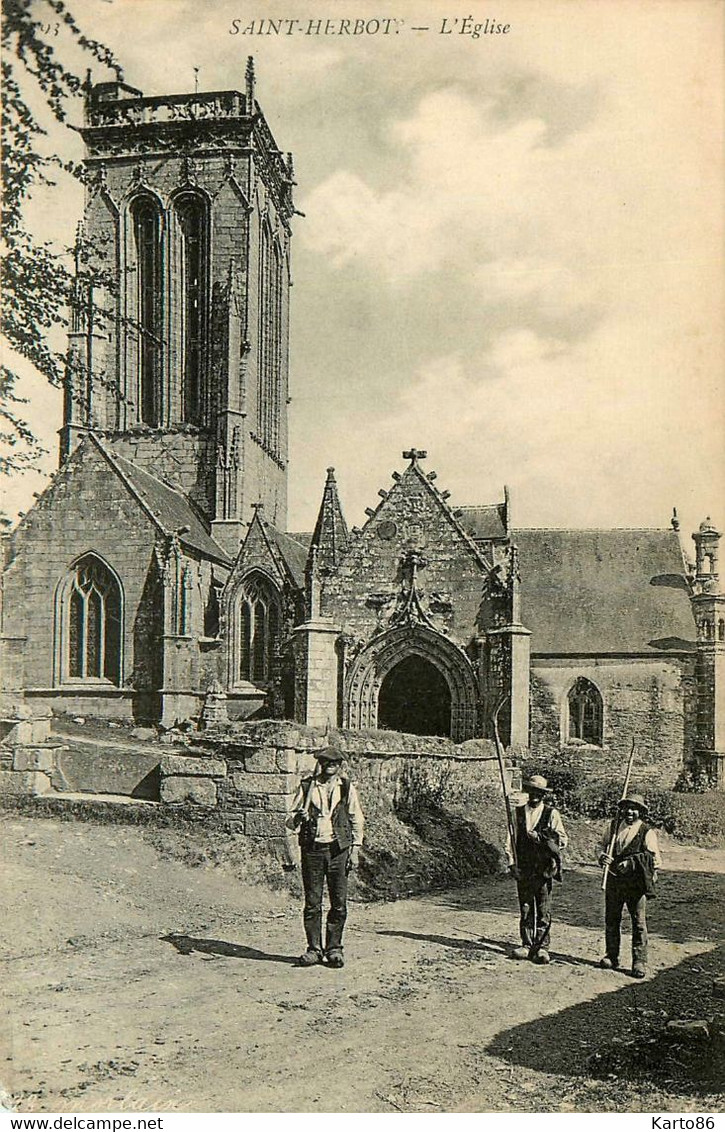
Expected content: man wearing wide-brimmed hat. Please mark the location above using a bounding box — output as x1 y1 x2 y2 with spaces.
598 793 661 978
506 774 568 965
286 740 364 969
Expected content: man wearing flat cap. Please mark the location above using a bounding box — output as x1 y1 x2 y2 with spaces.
286 741 364 968
598 793 661 978
506 774 568 965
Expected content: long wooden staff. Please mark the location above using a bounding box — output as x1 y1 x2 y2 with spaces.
493 698 518 871
601 738 637 892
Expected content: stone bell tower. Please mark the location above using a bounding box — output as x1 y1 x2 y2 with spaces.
691 517 725 785
61 58 294 555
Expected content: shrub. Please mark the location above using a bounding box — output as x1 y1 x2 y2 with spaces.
673 766 719 793
519 757 725 845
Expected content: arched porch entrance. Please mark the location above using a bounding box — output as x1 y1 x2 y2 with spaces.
377 654 451 736
345 625 478 741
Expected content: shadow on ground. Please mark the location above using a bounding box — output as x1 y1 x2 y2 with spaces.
162 933 297 964
377 928 507 957
437 867 725 945
486 943 725 1099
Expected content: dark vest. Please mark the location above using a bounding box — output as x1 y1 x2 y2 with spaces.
515 803 562 881
609 820 657 896
298 775 353 852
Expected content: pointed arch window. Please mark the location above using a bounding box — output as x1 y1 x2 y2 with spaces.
567 677 603 746
59 555 122 684
130 195 163 427
236 572 281 685
174 192 208 426
256 222 284 458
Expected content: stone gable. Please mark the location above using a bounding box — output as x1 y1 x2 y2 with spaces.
321 461 492 648
2 438 161 699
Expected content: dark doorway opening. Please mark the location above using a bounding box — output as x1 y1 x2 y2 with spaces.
377 654 451 737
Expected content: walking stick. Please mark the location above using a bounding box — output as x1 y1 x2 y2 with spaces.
601 738 637 892
493 698 518 871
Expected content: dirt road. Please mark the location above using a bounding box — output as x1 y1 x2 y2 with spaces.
1 817 723 1113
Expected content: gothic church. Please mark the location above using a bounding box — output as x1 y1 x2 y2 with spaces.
1 64 722 787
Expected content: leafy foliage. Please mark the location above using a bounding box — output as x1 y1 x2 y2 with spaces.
1 0 121 473
520 754 725 844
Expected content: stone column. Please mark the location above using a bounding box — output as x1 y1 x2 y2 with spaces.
292 619 341 727
488 622 531 747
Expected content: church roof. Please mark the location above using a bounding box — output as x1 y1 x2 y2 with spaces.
288 532 313 549
514 528 695 654
266 526 309 589
94 440 231 565
459 504 508 541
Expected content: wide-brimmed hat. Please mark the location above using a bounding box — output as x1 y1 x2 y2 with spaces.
316 744 345 764
618 793 648 816
525 774 549 794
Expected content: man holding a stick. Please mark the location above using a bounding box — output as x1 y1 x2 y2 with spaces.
506 775 568 965
598 793 661 978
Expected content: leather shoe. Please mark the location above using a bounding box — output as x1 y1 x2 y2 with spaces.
297 949 323 967
326 949 345 968
511 946 529 960
632 965 646 979
533 950 550 965
599 956 619 969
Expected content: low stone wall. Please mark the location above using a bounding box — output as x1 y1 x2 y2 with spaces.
0 713 522 848
0 710 67 796
159 721 523 844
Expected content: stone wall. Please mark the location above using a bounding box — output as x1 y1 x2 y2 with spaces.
0 710 67 797
530 655 697 786
159 721 521 847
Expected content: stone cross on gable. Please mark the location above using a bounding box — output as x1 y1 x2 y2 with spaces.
402 448 427 465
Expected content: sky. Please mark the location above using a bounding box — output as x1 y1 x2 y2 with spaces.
3 0 723 544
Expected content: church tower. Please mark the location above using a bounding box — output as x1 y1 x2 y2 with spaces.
61 59 294 555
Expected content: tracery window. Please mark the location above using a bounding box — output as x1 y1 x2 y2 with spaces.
236 573 281 684
567 677 603 746
64 555 122 684
256 221 284 457
130 195 163 427
174 192 208 426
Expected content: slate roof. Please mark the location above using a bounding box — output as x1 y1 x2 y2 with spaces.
97 442 231 565
459 504 508 541
514 528 696 654
266 526 309 589
288 532 313 549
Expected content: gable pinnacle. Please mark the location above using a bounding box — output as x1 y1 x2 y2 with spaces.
308 465 350 575
245 55 256 113
403 448 427 465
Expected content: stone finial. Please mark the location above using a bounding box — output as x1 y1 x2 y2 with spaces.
671 507 680 532
403 448 427 464
245 55 256 113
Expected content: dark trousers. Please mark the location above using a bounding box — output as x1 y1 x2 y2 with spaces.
517 874 553 951
605 880 648 968
301 842 349 954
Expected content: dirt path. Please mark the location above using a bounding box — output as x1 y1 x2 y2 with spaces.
1 817 723 1113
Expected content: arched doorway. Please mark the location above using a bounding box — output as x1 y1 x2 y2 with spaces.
346 626 479 741
377 654 452 736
